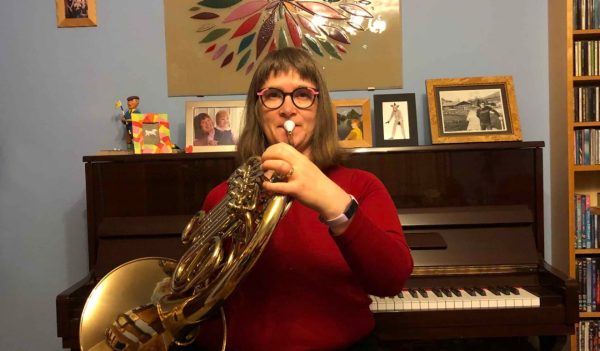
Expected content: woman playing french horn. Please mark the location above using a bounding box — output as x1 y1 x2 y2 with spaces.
191 47 414 350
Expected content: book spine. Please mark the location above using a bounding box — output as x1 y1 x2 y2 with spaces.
587 257 593 311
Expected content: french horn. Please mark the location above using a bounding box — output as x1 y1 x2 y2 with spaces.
79 155 292 351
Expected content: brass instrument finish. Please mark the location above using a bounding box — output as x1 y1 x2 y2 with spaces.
79 157 290 350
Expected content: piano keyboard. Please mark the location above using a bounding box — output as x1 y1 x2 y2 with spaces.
370 286 540 312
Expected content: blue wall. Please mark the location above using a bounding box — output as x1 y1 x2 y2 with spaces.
0 1 550 349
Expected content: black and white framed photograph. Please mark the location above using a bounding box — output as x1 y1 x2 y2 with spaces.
373 93 418 147
426 76 522 144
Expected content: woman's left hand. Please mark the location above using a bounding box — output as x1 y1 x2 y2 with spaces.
260 143 351 223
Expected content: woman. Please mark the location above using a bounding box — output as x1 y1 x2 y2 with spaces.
466 108 481 131
193 113 218 146
344 118 364 141
197 47 413 350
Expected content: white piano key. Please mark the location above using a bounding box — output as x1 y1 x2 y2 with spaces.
384 296 395 311
369 286 541 312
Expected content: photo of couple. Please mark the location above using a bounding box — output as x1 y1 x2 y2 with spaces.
438 89 508 134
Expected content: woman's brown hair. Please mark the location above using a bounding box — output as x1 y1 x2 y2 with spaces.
237 47 342 169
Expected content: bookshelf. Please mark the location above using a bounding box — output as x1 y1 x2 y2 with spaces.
549 0 600 349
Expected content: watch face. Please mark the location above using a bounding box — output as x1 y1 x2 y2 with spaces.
345 196 359 220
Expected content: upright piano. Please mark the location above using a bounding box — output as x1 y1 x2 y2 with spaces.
56 141 577 350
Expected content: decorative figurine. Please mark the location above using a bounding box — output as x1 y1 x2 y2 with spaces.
116 96 141 149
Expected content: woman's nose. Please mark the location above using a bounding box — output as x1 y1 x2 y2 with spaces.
279 95 297 117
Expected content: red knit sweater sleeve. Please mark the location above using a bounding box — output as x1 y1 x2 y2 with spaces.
201 181 228 212
332 168 414 297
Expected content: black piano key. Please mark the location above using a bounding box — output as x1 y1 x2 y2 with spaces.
507 286 520 295
441 288 452 297
450 287 462 297
474 287 486 296
397 292 404 298
464 287 476 296
417 288 428 298
432 288 443 298
488 287 501 296
497 286 511 295
408 288 418 298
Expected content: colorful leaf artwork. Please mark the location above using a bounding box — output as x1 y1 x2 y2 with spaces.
256 9 277 58
237 50 252 71
191 12 219 20
190 0 381 73
285 12 303 48
201 28 230 43
199 0 242 9
238 33 256 53
294 1 347 19
221 52 234 67
339 3 373 18
320 25 350 44
205 43 217 53
212 44 228 60
319 38 342 60
223 0 268 23
231 12 262 38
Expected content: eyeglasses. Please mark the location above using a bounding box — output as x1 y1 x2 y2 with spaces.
256 87 319 109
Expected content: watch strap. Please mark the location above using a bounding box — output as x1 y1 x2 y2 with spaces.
319 195 358 227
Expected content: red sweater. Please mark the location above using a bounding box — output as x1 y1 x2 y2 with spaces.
197 166 413 351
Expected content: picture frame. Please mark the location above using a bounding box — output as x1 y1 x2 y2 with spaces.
333 98 373 148
373 93 418 147
426 76 522 144
185 100 246 153
131 113 173 154
56 0 97 28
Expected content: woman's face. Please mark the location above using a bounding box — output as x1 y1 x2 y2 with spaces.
200 117 214 133
259 70 317 156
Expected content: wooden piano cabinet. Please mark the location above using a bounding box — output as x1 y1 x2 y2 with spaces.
56 142 576 350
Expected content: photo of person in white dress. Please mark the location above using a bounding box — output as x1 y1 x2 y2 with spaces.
466 108 481 131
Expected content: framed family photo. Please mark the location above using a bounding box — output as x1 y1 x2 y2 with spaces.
426 76 522 144
185 100 246 153
56 0 97 27
333 99 372 148
373 94 418 147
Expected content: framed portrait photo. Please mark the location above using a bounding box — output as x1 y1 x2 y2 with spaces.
130 113 173 154
56 0 97 28
373 93 418 147
185 100 246 153
426 76 522 144
333 98 372 149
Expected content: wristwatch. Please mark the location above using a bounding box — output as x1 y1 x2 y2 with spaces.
319 195 359 227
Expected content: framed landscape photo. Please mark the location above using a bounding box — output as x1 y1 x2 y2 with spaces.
56 0 97 27
185 100 246 153
373 93 418 147
426 76 522 144
333 99 372 149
